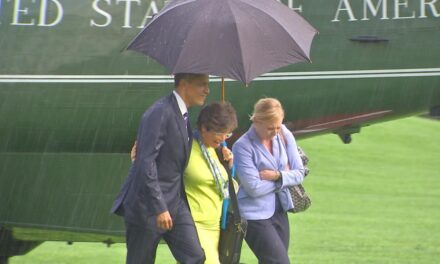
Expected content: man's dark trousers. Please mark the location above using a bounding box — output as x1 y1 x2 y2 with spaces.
111 93 205 264
125 200 204 264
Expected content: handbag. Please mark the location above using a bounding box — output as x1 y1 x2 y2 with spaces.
279 131 312 214
287 184 311 213
218 166 247 264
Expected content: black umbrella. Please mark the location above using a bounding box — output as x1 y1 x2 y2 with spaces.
127 0 317 87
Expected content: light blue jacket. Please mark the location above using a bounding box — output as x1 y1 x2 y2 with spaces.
232 124 305 220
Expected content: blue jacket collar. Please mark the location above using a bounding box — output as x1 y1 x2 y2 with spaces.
247 125 280 169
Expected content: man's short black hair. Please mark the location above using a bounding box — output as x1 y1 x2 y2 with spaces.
174 73 207 87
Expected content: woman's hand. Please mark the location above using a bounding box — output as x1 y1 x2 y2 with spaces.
130 141 137 162
259 169 281 181
221 146 234 168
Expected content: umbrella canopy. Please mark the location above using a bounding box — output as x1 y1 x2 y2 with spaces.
127 0 318 84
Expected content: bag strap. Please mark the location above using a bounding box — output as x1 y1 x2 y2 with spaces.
227 165 242 224
279 129 287 148
219 142 242 229
278 130 290 170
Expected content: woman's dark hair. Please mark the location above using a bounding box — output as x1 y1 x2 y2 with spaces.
197 101 238 132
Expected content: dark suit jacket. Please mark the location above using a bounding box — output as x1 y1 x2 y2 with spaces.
111 93 192 227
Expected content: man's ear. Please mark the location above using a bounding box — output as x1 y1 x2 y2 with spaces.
179 78 189 89
175 80 187 94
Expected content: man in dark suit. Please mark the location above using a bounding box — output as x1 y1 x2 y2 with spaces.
111 73 210 264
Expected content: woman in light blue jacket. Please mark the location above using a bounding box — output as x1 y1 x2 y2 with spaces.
232 98 305 264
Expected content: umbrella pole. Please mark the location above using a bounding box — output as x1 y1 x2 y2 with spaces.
221 77 225 102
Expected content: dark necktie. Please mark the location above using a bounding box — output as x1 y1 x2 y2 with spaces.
183 112 192 142
183 112 189 130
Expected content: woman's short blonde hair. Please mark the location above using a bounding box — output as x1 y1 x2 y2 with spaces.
250 98 284 123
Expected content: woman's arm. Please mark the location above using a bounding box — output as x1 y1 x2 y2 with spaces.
233 140 278 198
278 126 305 187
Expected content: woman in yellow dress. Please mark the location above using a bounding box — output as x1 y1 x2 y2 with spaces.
131 102 237 263
184 102 237 264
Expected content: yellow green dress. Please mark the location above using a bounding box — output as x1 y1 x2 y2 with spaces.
184 140 228 264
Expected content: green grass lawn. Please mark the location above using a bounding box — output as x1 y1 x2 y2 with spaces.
10 117 440 263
